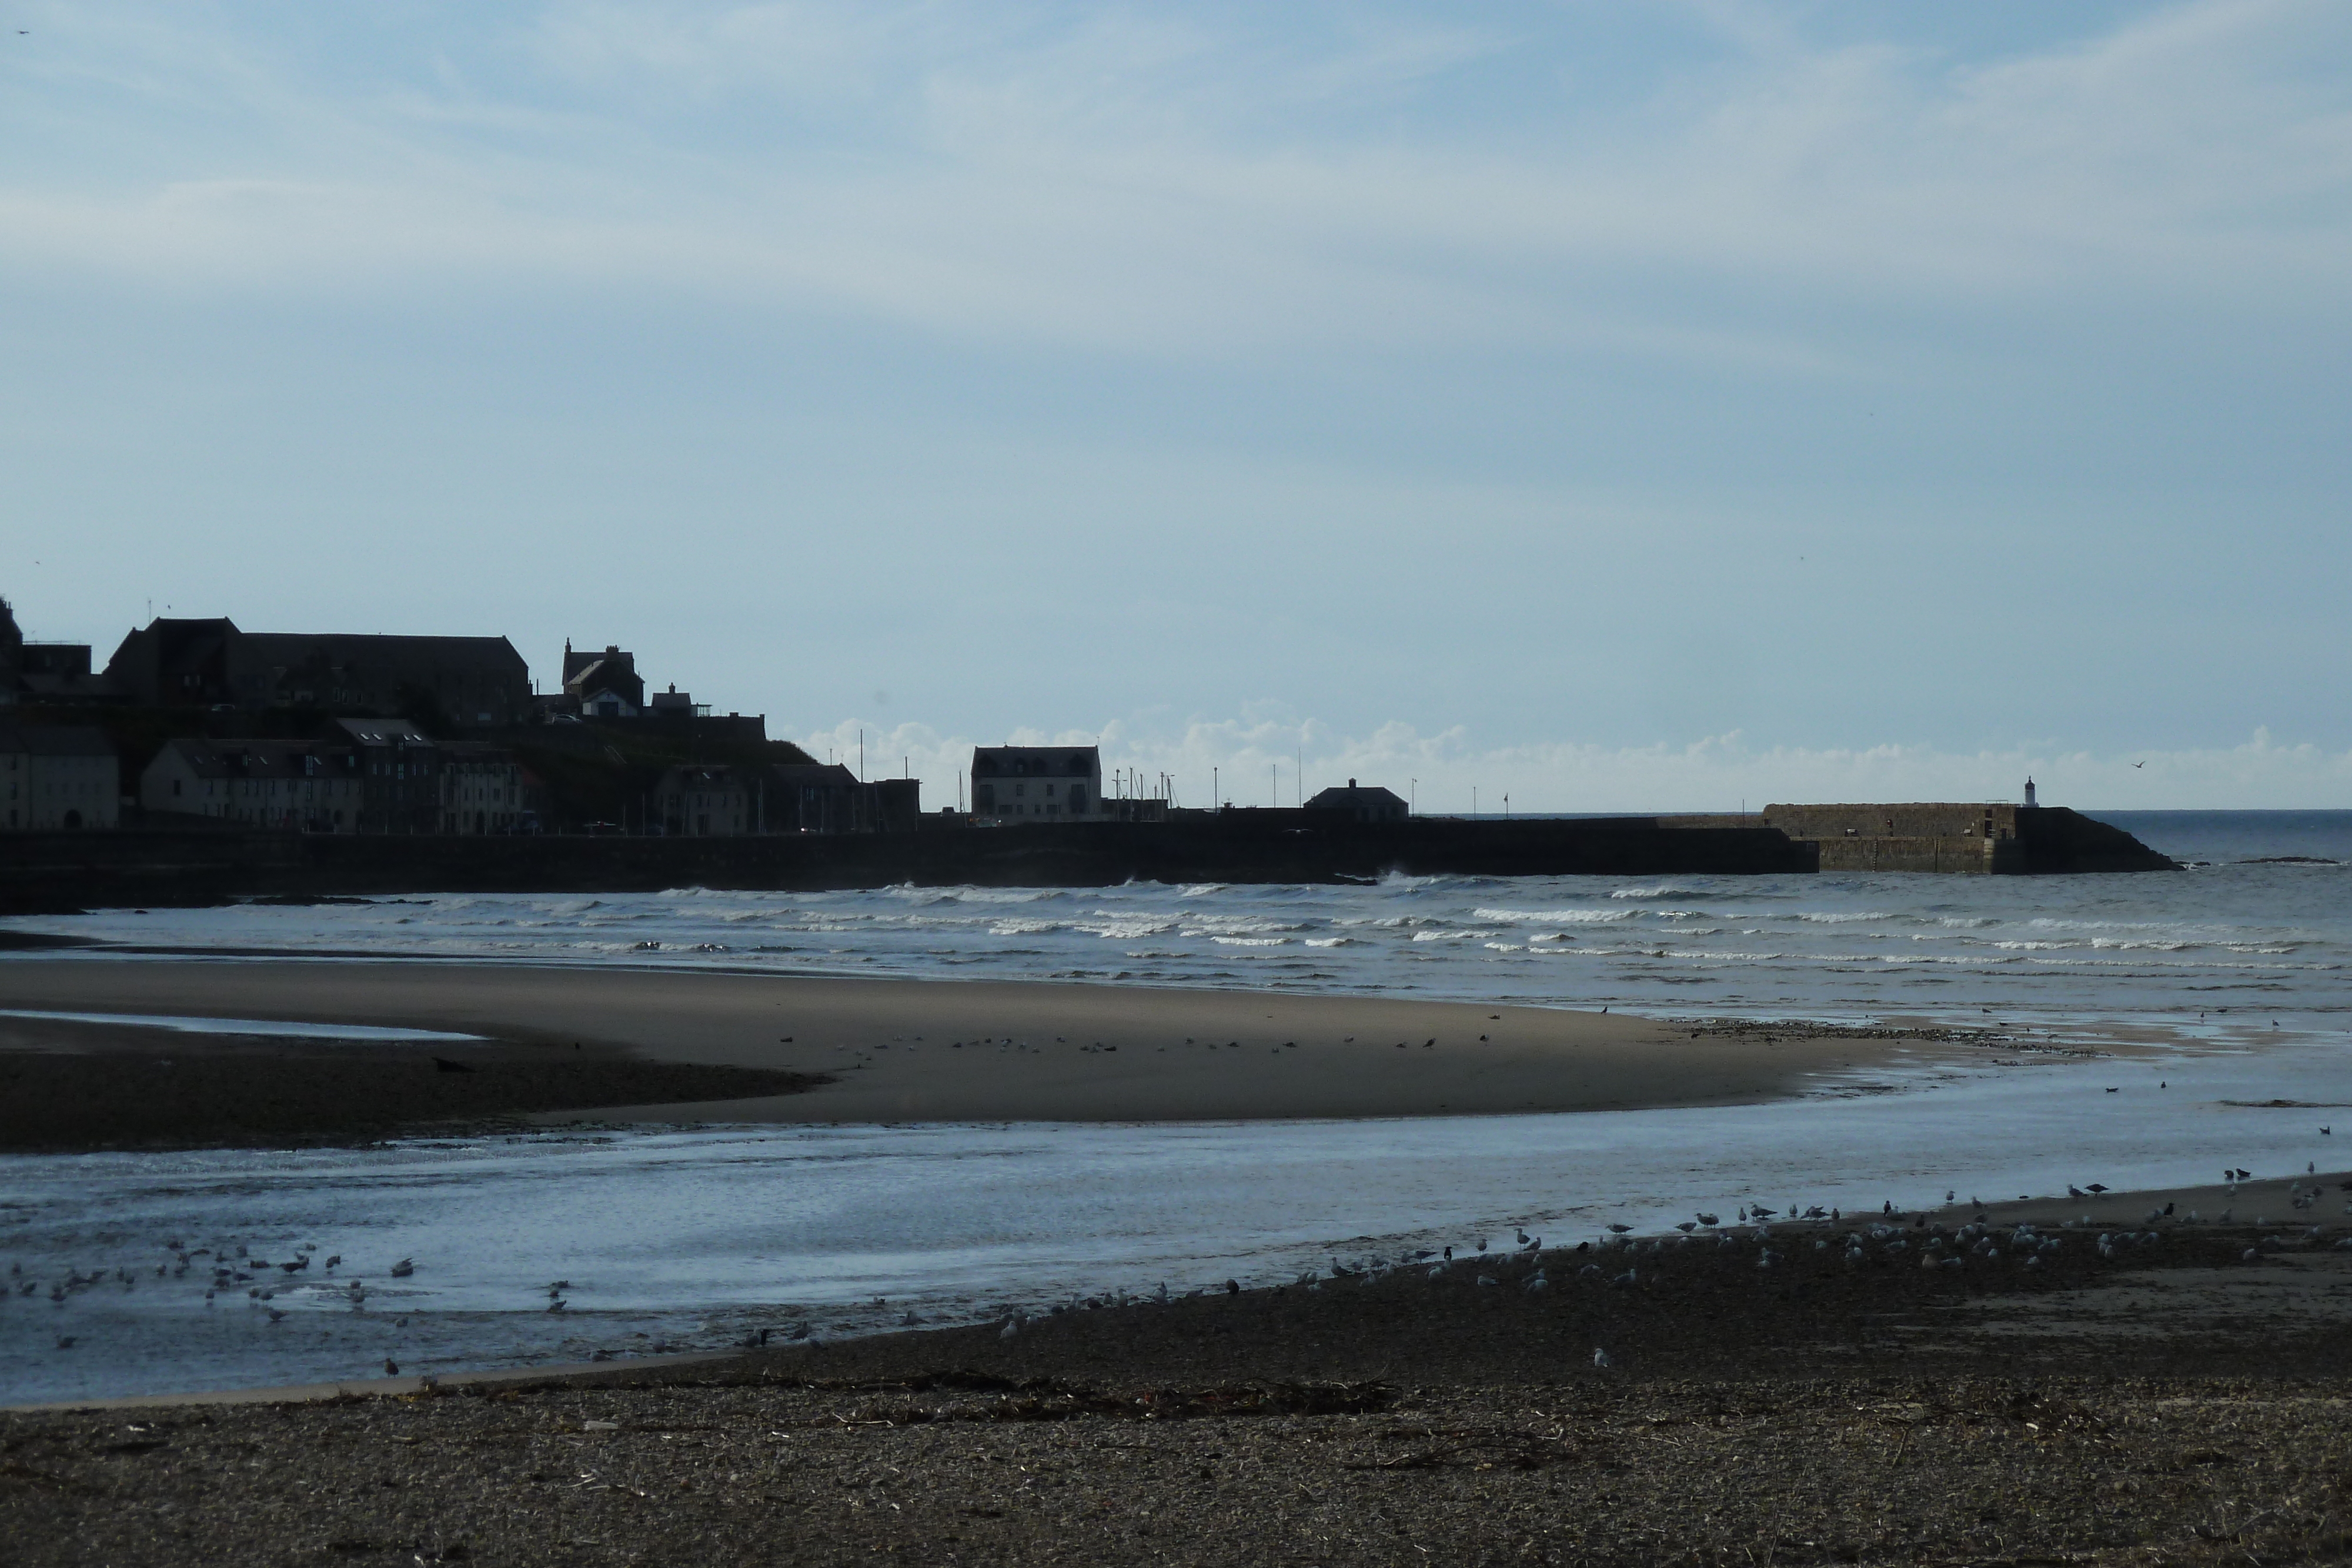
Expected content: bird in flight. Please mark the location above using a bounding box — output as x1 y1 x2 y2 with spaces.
2133 761 2145 768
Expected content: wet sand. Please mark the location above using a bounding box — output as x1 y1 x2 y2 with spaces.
11 1175 2352 1566
0 958 1966 1135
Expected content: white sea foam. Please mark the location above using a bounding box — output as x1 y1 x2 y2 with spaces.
1471 907 1635 924
5 820 2346 1035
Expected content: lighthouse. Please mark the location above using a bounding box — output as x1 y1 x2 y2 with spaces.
2024 777 2037 807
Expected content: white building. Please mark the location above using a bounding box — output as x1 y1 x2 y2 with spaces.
1 725 120 831
439 744 531 834
969 745 1102 822
139 737 366 832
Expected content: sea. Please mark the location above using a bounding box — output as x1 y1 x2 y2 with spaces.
3 809 2347 1406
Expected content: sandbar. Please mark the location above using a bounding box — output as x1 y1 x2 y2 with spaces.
0 957 1937 1132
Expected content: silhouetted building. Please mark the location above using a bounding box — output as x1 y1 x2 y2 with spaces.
970 745 1101 822
0 598 19 706
1 724 120 830
1305 780 1409 823
0 597 115 704
653 762 918 837
562 641 644 718
104 618 529 728
656 764 753 837
332 718 443 832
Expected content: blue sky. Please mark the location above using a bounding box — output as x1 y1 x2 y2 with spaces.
4 2 2348 808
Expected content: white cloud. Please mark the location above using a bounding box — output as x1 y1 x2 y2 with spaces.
4 0 2348 357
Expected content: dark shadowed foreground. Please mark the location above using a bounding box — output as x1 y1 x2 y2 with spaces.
11 1204 2352 1566
0 1046 827 1151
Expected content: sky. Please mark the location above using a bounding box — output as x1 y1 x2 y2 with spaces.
3 1 2348 811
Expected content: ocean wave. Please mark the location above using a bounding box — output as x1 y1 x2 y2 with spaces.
1212 936 1288 947
1471 907 1635 925
1079 923 1182 943
1792 911 1895 924
1304 937 1353 948
1609 885 1698 900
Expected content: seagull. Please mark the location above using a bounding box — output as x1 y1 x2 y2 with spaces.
2088 1183 2109 1194
2133 761 2145 768
1606 1223 1633 1235
384 1359 400 1376
390 1259 415 1278
1592 1348 1611 1369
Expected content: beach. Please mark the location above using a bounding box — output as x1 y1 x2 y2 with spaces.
9 1176 2352 1566
0 958 1957 1144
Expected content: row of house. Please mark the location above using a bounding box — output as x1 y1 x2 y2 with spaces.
139 721 533 835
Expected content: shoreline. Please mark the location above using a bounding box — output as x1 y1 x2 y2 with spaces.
12 1174 2352 1565
14 1170 2333 1415
0 957 2003 1141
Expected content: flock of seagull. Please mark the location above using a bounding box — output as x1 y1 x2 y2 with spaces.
13 1162 2348 1383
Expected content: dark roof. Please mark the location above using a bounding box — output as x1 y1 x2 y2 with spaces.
1306 783 1406 809
971 745 1098 778
0 724 116 758
334 717 434 746
238 631 522 663
767 763 861 788
656 763 750 791
148 738 348 780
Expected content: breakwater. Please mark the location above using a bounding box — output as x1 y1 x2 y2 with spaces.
0 806 2172 915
